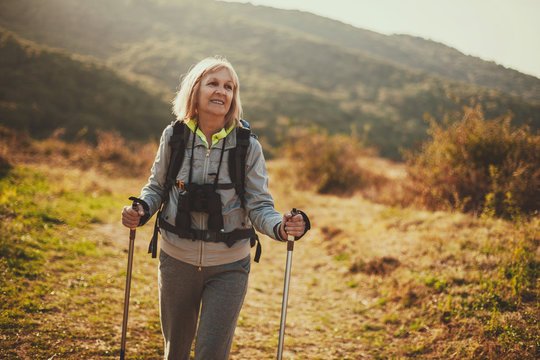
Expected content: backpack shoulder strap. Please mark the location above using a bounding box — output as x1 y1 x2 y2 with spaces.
164 121 188 197
229 125 262 261
148 121 188 258
229 126 252 207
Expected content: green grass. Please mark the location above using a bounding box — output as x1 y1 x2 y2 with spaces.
0 166 116 278
0 165 163 359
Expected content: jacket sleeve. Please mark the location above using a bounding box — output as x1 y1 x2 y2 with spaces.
244 137 283 240
137 124 174 224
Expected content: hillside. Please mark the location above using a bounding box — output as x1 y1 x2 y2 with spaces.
1 0 540 158
0 29 171 141
220 1 540 101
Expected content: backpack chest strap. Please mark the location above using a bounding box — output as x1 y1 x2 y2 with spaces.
158 218 254 244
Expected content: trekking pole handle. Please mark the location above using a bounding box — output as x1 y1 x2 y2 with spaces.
129 201 139 240
129 202 138 237
286 208 298 250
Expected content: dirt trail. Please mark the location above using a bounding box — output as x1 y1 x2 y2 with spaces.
234 230 371 359
89 213 372 359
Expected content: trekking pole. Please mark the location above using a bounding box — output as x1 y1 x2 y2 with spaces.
277 208 298 360
120 201 138 360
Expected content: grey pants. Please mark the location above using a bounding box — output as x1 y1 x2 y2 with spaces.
158 250 250 360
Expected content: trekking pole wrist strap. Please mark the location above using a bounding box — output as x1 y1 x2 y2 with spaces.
292 209 311 241
128 196 151 226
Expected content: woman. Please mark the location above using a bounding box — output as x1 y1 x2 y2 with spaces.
121 56 309 360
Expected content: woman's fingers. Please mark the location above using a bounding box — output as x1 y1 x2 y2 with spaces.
284 214 305 237
121 205 142 228
285 223 305 233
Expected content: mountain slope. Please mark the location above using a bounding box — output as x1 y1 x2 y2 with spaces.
1 0 539 158
219 1 540 101
0 29 170 140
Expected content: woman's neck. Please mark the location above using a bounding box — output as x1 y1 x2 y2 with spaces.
198 115 226 145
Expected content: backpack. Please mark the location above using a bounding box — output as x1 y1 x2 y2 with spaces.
147 119 262 261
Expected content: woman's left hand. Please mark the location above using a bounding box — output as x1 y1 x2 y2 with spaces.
279 212 306 240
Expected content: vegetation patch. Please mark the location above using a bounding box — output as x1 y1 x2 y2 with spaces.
406 106 540 218
349 256 401 275
1 126 156 177
283 129 386 195
0 164 161 359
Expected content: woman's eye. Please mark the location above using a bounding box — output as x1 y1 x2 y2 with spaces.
206 81 233 90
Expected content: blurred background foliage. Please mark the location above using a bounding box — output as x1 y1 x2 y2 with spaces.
281 106 540 219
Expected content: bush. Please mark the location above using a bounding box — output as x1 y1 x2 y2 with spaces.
94 130 157 176
0 127 157 177
283 129 369 195
406 106 540 217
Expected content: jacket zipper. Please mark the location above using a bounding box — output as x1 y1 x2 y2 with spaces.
198 241 203 272
198 145 212 271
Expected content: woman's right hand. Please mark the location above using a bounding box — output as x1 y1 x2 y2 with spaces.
121 203 145 229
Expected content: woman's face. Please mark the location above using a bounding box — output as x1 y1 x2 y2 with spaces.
196 67 235 121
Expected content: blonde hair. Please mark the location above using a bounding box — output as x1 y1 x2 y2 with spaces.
172 56 242 128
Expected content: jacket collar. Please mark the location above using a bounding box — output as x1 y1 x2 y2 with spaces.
185 119 237 150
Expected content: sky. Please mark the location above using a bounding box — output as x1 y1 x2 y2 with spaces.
222 0 540 79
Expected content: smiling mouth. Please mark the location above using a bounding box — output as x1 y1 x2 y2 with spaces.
210 99 225 105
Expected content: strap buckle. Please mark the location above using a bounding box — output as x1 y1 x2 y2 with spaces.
176 180 185 190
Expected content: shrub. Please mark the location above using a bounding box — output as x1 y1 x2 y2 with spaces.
0 153 11 178
406 106 540 217
85 130 156 176
0 127 156 177
283 129 370 195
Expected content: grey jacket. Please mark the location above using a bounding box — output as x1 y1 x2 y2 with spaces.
138 122 283 266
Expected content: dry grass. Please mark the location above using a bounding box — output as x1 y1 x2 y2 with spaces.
0 126 157 177
1 134 538 359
